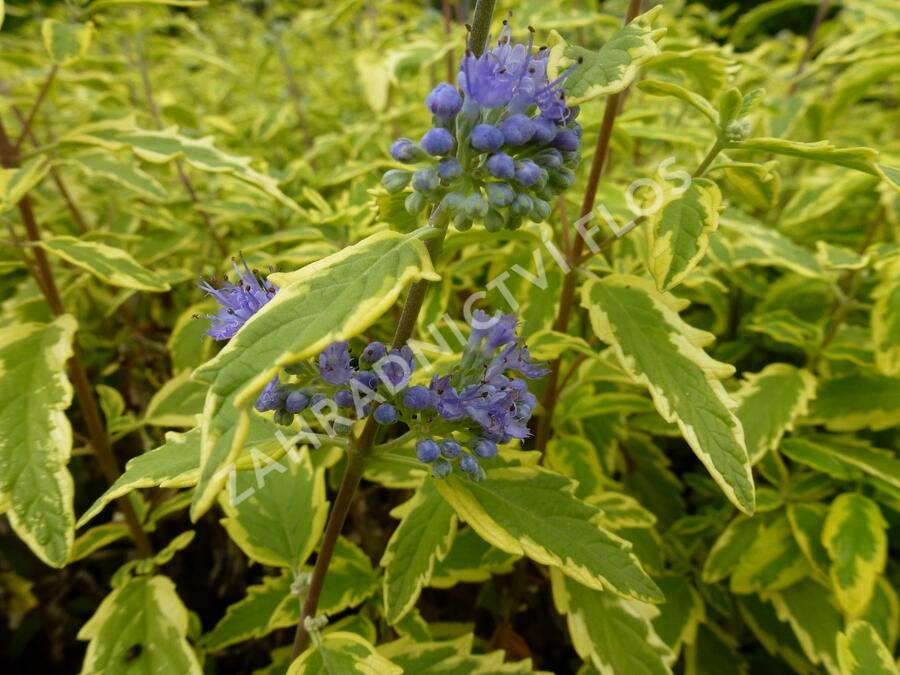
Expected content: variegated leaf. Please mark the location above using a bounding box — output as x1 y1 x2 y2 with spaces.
219 446 328 571
648 178 722 292
551 568 673 675
872 255 900 376
823 493 888 617
287 632 402 675
78 575 201 674
582 275 755 513
39 236 171 292
380 478 457 624
734 363 817 463
0 316 77 567
837 621 899 675
770 578 843 675
547 6 664 105
434 466 663 603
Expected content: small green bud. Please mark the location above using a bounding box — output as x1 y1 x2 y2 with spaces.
505 214 523 231
273 409 294 426
725 118 752 142
405 191 427 215
381 169 411 194
453 211 473 231
441 190 466 214
529 198 551 223
485 209 505 233
464 192 489 220
511 193 533 217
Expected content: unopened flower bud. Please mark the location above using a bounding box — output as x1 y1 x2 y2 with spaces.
381 169 411 194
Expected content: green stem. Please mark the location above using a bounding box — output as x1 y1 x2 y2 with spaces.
467 0 496 57
290 223 451 660
693 138 725 177
13 66 57 152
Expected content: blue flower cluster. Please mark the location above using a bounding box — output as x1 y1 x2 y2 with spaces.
410 310 547 479
201 267 546 480
382 18 582 233
200 256 277 341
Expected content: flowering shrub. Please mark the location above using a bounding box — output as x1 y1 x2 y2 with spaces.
1 1 900 674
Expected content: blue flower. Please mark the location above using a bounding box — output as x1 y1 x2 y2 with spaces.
254 377 284 412
486 153 515 179
426 83 463 119
318 341 352 385
470 124 504 151
421 128 455 156
390 138 425 163
416 438 441 463
499 113 535 145
201 255 277 341
374 403 398 424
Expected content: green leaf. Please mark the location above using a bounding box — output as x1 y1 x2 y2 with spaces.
434 466 663 603
207 537 376 651
734 364 817 463
837 621 899 675
203 574 294 651
60 118 300 211
381 478 457 624
684 623 747 675
0 315 77 567
790 436 900 491
737 138 884 178
747 309 822 351
429 526 519 588
78 429 200 527
41 19 93 66
78 575 201 675
648 178 722 291
702 515 764 583
189 231 438 520
66 154 168 201
582 275 755 513
527 329 596 361
770 578 843 674
650 574 705 659
377 635 476 673
590 491 657 530
220 446 328 571
545 434 606 499
805 373 900 431
861 577 900 652
0 155 51 212
736 594 814 674
638 79 719 126
713 161 780 210
873 256 900 376
39 236 170 292
287 631 402 675
823 493 888 616
715 213 823 278
143 370 206 427
729 514 810 593
70 523 130 562
551 569 673 675
786 502 830 580
730 0 819 44
547 6 664 105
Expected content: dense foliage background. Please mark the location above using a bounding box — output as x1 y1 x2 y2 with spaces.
1 0 899 673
